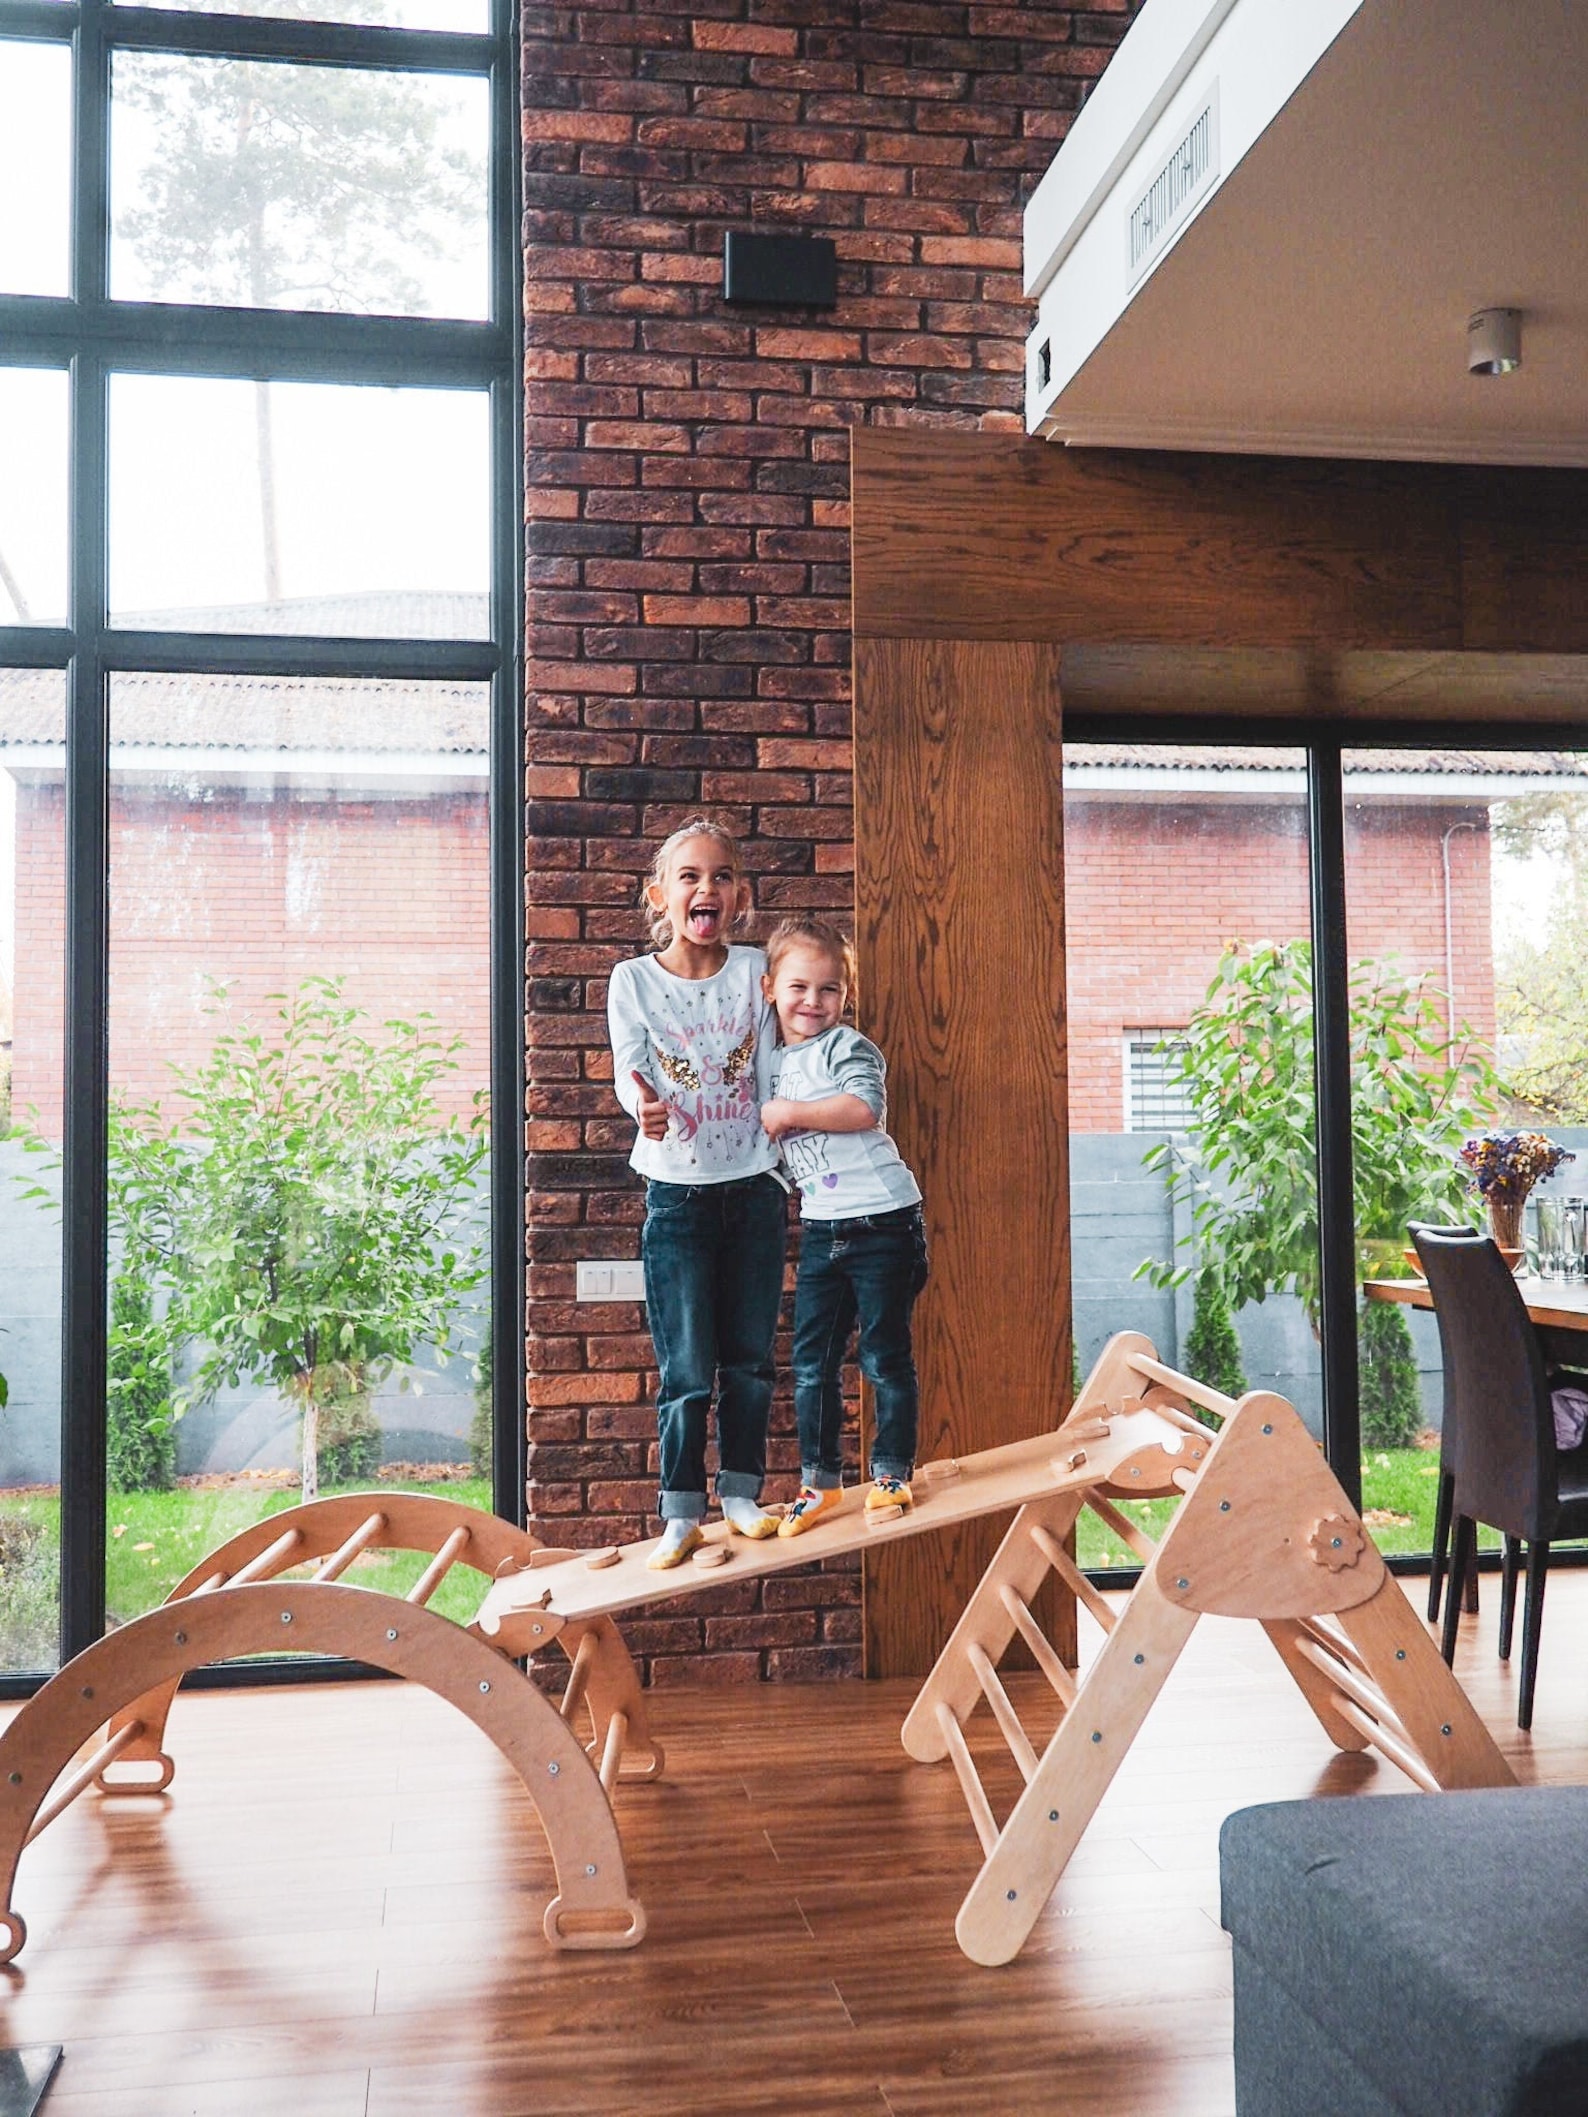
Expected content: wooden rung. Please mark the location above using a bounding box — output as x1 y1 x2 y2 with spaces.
228 1529 305 1589
1141 1394 1218 1443
1083 1493 1160 1566
1124 1354 1234 1422
1291 1634 1413 1752
26 1721 144 1843
1295 1613 1373 1679
1029 1524 1117 1634
598 1709 628 1793
998 1584 1076 1708
405 1525 473 1607
560 1628 600 1724
967 1643 1039 1782
1333 1694 1440 1794
312 1512 387 1585
935 1702 999 1856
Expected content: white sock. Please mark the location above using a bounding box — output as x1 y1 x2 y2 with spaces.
656 1519 700 1559
721 1495 772 1532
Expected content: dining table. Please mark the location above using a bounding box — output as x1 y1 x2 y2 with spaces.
1363 1271 1588 1376
1364 1272 1588 1336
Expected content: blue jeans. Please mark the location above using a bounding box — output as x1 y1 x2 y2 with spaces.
641 1173 789 1521
791 1204 928 1487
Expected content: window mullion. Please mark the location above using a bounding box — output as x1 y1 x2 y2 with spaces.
1308 736 1362 1508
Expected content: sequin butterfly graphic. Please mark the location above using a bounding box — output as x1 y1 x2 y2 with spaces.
653 1045 701 1092
721 1026 755 1087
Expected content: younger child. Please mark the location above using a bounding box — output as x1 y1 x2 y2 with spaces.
758 917 928 1536
608 818 787 1568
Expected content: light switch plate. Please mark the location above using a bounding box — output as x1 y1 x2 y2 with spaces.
576 1260 647 1303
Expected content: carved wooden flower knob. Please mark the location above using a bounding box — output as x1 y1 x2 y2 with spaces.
1308 1515 1366 1570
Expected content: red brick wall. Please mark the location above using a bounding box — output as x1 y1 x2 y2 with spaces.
520 0 1144 1680
13 782 490 1138
1065 795 1494 1133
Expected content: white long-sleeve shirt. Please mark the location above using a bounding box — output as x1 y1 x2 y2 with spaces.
769 1025 922 1221
607 945 780 1183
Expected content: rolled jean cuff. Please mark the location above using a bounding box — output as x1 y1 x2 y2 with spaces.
871 1456 914 1481
658 1490 707 1521
714 1470 764 1502
802 1467 842 1490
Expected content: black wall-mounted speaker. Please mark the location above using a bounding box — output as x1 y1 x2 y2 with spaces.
722 231 838 309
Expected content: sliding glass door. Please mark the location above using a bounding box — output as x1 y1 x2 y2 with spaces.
1343 747 1588 1559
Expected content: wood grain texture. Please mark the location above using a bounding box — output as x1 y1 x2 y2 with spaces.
1059 644 1588 727
854 636 1071 1677
852 432 1464 650
1458 466 1588 656
852 432 1588 674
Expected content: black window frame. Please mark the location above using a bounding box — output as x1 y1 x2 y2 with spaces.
0 0 523 1691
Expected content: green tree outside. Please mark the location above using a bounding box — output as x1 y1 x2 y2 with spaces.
1138 939 1500 1440
163 979 488 1502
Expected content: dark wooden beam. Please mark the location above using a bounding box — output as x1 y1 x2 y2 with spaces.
854 635 1072 1678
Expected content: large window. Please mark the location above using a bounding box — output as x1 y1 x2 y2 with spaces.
0 0 520 1685
1343 749 1588 1561
1065 745 1320 1568
1067 728 1588 1577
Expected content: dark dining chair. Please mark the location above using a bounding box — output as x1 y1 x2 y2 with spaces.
1415 1223 1588 1730
1409 1221 1488 1626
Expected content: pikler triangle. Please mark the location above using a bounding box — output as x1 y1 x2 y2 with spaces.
902 1332 1513 1964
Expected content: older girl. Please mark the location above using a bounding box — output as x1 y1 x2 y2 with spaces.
607 817 787 1567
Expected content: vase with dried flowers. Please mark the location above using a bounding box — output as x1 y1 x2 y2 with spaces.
1457 1133 1574 1266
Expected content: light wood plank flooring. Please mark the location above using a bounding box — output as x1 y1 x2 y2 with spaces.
2 1574 1585 2115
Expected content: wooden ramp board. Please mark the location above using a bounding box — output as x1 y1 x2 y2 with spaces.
474 1400 1209 1650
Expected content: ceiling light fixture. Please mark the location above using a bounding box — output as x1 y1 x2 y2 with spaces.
1467 307 1522 377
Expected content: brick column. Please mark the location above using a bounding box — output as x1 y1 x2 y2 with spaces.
522 0 1142 1680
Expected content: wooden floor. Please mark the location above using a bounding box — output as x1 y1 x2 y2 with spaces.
3 1574 1586 2116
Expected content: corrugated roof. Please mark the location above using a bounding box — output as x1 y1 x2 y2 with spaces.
1067 744 1588 777
0 667 487 755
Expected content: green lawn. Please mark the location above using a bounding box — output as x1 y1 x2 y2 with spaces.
3 1475 495 1651
3 1449 1561 1678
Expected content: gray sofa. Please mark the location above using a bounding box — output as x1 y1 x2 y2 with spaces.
1220 1790 1588 2115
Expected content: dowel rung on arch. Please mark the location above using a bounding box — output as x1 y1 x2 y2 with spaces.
313 1512 387 1585
26 1720 144 1844
406 1525 473 1606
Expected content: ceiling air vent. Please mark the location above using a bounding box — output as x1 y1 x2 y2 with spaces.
1126 82 1219 286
